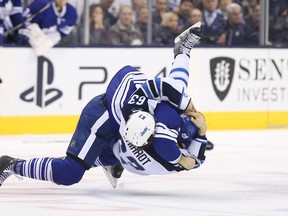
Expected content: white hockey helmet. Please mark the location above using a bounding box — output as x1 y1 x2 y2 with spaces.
124 111 156 147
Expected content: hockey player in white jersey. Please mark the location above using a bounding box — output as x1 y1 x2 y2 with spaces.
0 22 205 188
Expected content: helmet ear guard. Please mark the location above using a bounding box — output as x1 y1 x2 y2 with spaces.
123 111 156 147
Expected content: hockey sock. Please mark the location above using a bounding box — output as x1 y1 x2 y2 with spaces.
170 54 190 87
13 156 86 185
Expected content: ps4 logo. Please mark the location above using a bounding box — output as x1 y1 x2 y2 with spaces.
20 56 62 107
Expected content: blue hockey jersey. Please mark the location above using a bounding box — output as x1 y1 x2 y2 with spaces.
24 0 77 44
0 0 25 30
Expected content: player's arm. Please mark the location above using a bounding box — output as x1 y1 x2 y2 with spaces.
179 111 208 169
23 0 51 17
132 77 196 112
152 103 197 168
9 0 25 27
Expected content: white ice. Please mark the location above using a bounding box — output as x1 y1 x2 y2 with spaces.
0 129 288 216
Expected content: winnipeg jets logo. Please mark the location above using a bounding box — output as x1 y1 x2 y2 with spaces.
210 57 235 101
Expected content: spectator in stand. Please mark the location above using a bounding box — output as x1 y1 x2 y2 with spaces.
201 0 226 45
109 4 144 45
218 0 234 16
189 8 203 25
220 3 259 46
0 1 3 45
270 8 288 47
192 0 203 8
269 0 288 46
185 8 203 45
241 0 258 19
176 0 194 31
131 0 147 23
89 4 111 45
244 3 260 32
152 0 170 29
135 6 149 43
98 0 117 28
154 11 181 45
168 0 181 12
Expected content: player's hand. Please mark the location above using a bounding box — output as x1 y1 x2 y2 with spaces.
188 111 207 136
17 28 30 45
179 155 198 170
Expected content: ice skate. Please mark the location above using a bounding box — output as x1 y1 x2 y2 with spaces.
206 140 214 150
0 155 24 186
174 21 202 57
103 164 124 189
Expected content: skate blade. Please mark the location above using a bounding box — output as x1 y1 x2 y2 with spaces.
103 167 117 189
174 21 201 44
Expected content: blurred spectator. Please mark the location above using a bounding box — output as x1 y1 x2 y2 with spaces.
154 11 181 45
89 4 111 45
270 8 288 46
269 0 288 45
218 0 234 16
192 0 203 8
135 6 149 43
0 1 3 45
189 8 203 25
176 0 194 31
99 0 117 28
109 4 144 45
242 0 258 19
202 0 226 45
220 2 258 46
244 3 260 32
168 0 180 12
186 8 203 45
153 0 170 26
131 0 147 22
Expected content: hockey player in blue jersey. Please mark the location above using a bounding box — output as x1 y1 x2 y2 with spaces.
0 0 27 44
0 22 206 188
24 0 78 55
0 0 3 45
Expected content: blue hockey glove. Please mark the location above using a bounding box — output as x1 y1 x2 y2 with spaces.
17 28 30 45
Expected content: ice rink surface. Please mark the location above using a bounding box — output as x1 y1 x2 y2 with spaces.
0 129 288 216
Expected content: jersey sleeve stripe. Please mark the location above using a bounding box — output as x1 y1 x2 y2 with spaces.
148 80 159 98
170 67 189 76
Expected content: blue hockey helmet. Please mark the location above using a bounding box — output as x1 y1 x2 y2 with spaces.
178 114 199 145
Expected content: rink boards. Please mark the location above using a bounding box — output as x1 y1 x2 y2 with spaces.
0 47 288 134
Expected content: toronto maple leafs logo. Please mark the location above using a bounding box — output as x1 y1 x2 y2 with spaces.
210 57 235 101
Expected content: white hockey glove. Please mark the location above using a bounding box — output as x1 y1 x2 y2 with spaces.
28 23 54 56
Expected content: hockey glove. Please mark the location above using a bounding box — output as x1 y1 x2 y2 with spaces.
17 28 30 45
28 23 54 56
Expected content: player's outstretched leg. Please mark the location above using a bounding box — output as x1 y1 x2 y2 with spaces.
0 155 24 187
103 164 124 189
174 21 202 58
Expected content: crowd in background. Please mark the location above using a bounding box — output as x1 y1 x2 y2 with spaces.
62 0 288 47
1 0 288 48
